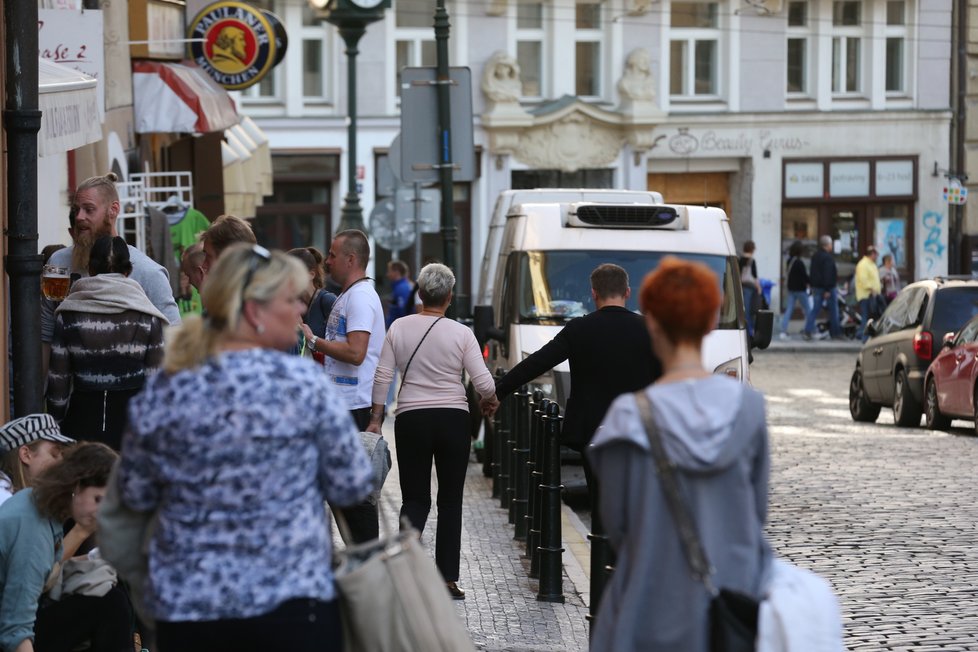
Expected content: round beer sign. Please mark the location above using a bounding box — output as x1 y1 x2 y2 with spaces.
188 1 278 90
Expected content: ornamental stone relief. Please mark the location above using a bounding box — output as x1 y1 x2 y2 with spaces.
514 113 624 173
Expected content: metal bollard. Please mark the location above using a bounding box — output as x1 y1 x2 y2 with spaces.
537 401 565 603
512 385 531 540
587 492 615 631
524 389 544 556
498 390 514 511
528 397 549 577
504 387 520 518
491 371 509 500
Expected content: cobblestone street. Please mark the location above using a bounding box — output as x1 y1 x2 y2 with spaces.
753 350 978 651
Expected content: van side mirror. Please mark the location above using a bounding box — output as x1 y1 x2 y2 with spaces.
943 332 956 349
751 310 773 350
473 305 505 347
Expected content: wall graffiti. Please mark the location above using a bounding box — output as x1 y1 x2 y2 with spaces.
921 210 947 277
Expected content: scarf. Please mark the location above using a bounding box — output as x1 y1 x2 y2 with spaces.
56 274 169 324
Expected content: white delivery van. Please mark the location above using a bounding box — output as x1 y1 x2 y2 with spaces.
473 200 772 409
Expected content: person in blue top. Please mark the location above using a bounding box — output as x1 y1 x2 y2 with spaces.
385 260 417 328
0 441 129 652
117 243 373 652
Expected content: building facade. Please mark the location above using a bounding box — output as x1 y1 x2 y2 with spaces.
213 0 953 307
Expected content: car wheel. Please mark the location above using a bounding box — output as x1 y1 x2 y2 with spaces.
893 368 922 427
849 368 881 422
924 378 951 430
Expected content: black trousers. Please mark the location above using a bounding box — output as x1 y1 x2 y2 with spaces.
61 387 140 451
156 598 343 652
336 407 379 543
394 408 470 582
34 585 132 652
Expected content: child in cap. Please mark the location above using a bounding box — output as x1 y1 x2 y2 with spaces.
0 413 75 506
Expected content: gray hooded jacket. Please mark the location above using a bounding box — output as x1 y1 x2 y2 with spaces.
587 375 772 652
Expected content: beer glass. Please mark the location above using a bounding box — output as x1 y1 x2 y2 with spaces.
41 265 70 301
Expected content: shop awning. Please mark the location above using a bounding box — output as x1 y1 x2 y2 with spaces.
132 61 238 134
38 58 102 158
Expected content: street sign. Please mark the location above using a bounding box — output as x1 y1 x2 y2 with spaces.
944 178 968 205
369 199 415 251
396 187 441 234
399 67 476 183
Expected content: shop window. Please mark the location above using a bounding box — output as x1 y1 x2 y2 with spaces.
669 2 721 99
875 205 909 269
786 1 810 95
253 154 338 252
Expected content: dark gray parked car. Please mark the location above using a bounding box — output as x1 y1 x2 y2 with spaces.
849 278 978 426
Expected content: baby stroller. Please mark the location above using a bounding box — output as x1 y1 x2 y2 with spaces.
815 286 861 340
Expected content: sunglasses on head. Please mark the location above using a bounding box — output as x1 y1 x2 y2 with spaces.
240 244 272 312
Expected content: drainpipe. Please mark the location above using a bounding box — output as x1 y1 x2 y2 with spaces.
3 1 43 416
950 0 968 274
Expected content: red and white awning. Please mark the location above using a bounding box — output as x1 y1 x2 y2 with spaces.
132 61 238 134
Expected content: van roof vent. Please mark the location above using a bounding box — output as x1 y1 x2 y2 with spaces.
567 204 688 230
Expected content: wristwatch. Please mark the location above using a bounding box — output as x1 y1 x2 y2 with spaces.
307 335 318 352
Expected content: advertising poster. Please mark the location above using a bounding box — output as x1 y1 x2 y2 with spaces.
875 218 906 268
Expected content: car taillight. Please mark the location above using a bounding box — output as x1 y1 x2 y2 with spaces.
913 331 933 360
482 344 489 361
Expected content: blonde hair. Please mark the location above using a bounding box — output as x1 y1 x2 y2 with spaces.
164 244 307 373
73 172 120 207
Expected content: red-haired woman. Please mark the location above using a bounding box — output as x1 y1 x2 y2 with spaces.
587 256 772 651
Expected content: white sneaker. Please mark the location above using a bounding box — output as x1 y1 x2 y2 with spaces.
815 331 830 341
778 332 789 341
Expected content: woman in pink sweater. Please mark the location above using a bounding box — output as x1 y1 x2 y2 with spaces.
368 263 497 600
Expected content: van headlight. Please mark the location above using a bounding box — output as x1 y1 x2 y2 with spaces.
713 357 742 380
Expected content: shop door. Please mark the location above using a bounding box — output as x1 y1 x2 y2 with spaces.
826 206 864 291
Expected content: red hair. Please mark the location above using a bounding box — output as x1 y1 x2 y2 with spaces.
639 257 721 345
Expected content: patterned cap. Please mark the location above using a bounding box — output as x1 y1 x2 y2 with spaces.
0 414 75 453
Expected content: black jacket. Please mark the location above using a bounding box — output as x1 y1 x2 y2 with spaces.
494 306 661 450
786 257 809 292
809 249 838 289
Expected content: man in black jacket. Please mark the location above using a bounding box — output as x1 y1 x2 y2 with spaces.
489 264 661 499
804 234 842 339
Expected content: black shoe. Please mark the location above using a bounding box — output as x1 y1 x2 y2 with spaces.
801 332 813 341
446 581 465 600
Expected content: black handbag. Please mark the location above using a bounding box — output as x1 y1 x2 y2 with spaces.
634 391 759 652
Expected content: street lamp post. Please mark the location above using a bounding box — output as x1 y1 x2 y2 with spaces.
311 0 390 233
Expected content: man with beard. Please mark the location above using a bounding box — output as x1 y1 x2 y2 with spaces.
41 173 180 373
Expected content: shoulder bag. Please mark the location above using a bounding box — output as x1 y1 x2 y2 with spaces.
634 390 759 652
332 509 476 652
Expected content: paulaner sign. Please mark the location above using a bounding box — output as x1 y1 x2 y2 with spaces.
187 1 280 90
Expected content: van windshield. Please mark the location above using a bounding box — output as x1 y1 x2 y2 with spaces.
516 250 742 329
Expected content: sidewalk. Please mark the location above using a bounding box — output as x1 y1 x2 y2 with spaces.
374 418 592 652
763 318 863 354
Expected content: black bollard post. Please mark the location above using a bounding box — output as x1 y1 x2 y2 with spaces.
498 390 514 511
537 401 564 603
587 489 615 632
504 386 519 517
528 397 549 577
491 372 508 500
524 389 543 556
512 385 531 540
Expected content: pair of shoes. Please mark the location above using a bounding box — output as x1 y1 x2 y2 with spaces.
778 332 790 341
446 581 465 600
801 332 813 341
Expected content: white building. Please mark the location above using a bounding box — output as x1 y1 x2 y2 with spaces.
200 0 951 309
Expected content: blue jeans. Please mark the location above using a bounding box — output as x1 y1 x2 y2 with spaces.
781 290 812 334
856 297 872 341
743 287 757 336
805 286 841 337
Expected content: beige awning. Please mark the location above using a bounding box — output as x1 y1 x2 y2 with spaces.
38 58 102 157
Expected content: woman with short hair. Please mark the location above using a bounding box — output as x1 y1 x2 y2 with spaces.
0 414 75 506
117 243 373 652
368 263 497 600
588 257 772 651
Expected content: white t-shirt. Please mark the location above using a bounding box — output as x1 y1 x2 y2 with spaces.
324 280 386 410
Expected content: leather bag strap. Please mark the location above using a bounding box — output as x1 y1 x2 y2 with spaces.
634 390 717 595
398 316 444 399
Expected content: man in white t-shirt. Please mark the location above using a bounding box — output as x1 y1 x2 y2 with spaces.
302 229 385 542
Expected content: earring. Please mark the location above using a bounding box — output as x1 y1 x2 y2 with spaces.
256 324 266 335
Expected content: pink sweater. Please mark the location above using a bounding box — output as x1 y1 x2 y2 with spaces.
372 314 496 415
